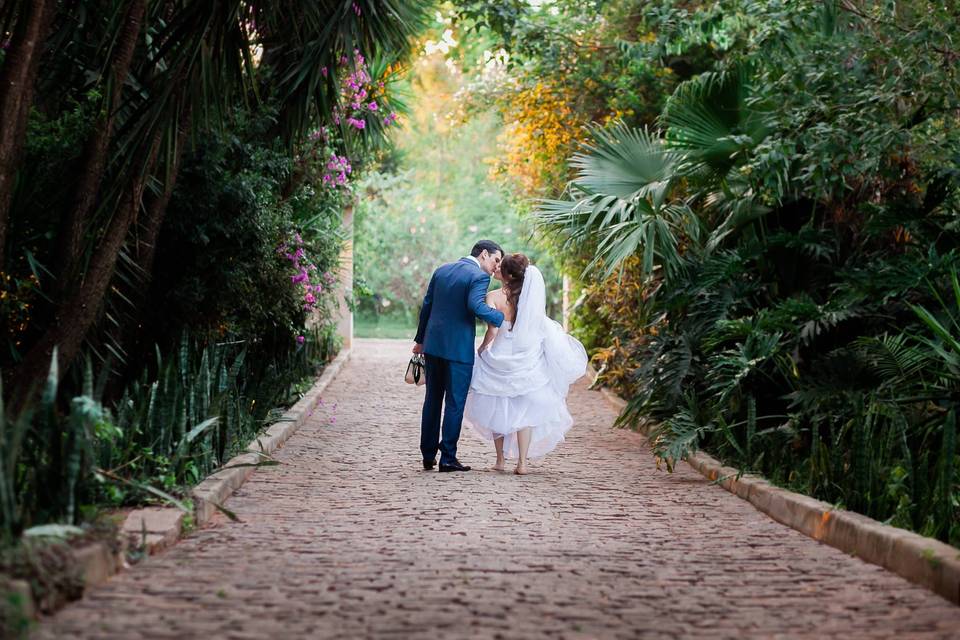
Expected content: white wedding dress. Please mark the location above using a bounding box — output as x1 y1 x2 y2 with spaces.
463 265 588 459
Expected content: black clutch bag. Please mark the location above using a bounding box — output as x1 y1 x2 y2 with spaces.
405 354 426 386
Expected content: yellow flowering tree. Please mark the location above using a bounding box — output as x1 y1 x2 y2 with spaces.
491 82 587 197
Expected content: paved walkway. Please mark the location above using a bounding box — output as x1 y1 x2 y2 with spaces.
37 340 960 639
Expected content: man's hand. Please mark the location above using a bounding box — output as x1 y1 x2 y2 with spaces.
412 343 424 354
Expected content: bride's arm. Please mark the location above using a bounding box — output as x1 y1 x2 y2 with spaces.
478 324 498 355
477 291 500 355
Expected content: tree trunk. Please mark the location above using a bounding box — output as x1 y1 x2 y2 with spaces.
136 106 192 279
10 130 164 415
0 0 56 269
56 0 148 288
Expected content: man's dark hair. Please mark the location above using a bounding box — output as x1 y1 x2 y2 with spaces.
471 240 503 258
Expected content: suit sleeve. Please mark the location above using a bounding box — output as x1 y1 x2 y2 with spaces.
414 272 437 344
468 273 505 328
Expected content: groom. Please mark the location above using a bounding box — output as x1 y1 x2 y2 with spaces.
413 240 505 472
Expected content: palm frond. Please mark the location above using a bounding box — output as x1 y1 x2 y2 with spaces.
535 122 691 278
855 333 932 385
649 394 709 469
706 330 783 403
661 65 769 177
570 122 685 200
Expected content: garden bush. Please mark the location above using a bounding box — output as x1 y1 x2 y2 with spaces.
465 0 960 545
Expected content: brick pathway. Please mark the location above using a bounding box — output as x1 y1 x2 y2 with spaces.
36 339 960 639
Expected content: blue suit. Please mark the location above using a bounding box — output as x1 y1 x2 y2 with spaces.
415 257 505 465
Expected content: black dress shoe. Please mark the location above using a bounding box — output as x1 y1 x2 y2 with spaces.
438 460 471 473
423 459 435 470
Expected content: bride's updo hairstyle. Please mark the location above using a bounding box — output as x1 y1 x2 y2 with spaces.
500 253 530 310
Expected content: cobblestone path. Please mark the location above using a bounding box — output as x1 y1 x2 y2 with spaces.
37 339 960 639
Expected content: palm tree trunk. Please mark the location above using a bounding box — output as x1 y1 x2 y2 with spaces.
10 129 164 415
114 109 192 393
136 106 192 279
0 0 56 269
56 0 148 288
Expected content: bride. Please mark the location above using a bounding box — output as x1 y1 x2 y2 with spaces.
463 253 588 475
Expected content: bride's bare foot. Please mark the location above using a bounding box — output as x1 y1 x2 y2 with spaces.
490 461 506 472
514 462 530 475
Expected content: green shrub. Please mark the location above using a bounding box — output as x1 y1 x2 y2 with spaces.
520 0 960 544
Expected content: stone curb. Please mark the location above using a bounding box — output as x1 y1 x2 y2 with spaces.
4 540 125 621
72 542 125 588
121 507 184 555
6 578 34 619
4 350 351 624
686 451 960 605
191 348 351 526
587 365 960 605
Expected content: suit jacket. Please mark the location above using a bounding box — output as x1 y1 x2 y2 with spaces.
414 257 505 364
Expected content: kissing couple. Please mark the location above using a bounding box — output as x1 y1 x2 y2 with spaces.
412 240 588 475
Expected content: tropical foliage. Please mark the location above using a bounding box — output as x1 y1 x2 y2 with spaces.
0 0 427 545
472 0 960 545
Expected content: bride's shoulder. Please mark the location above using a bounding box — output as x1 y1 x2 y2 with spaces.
486 287 507 308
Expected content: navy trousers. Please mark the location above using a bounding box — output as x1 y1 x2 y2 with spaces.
420 354 473 466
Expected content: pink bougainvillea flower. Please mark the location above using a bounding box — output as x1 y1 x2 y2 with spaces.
368 101 378 111
296 335 306 344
